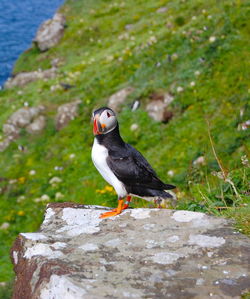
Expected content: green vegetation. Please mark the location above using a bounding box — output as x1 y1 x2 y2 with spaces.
0 0 249 295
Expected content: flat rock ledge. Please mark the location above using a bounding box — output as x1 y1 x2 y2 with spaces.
11 202 250 299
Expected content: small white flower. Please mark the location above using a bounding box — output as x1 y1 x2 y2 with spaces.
0 222 10 230
193 156 205 165
55 192 64 199
172 53 178 60
176 86 184 93
34 198 41 203
148 36 157 44
17 90 23 95
209 36 216 43
29 170 36 176
9 179 17 184
24 102 29 107
167 170 174 177
241 155 249 166
49 177 62 185
41 194 50 201
17 195 26 203
192 16 197 21
207 15 212 20
190 81 196 87
106 55 114 62
195 70 200 76
69 154 75 159
130 123 139 131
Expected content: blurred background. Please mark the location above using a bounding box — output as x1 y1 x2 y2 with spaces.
0 0 249 297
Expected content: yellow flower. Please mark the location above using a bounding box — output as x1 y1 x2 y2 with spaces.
96 189 106 194
18 177 26 184
17 210 25 216
104 185 114 192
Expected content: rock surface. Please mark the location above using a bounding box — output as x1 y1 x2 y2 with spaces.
11 202 250 298
34 13 66 51
107 87 134 112
0 106 45 152
4 68 57 89
146 92 174 122
55 100 81 131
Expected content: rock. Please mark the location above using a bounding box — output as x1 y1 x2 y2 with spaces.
107 87 134 112
4 68 57 89
146 92 174 122
11 203 250 298
146 100 173 122
3 123 20 139
34 13 66 51
26 115 46 134
1 106 46 151
7 106 45 129
55 100 81 131
0 138 11 152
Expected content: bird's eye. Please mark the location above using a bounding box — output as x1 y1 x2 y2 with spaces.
107 112 111 118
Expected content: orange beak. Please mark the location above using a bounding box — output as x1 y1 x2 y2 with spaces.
93 118 99 135
93 115 102 135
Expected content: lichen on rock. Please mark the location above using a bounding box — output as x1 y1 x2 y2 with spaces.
10 203 250 298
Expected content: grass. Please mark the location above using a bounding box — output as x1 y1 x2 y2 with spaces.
0 0 249 296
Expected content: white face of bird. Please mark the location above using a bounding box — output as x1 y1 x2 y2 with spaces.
92 107 117 135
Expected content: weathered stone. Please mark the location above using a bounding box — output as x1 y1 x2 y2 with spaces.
1 105 46 150
107 87 134 112
0 138 11 152
55 100 81 131
2 123 19 139
26 115 46 134
4 68 57 89
7 106 45 128
146 100 173 122
34 13 66 51
11 203 250 299
146 92 174 122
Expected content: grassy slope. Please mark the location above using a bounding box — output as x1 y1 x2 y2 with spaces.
0 0 249 290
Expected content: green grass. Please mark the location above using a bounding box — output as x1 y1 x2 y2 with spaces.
0 0 249 295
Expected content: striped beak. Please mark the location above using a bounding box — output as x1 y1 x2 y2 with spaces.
93 115 101 135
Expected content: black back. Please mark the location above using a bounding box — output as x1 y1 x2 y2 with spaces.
95 125 176 198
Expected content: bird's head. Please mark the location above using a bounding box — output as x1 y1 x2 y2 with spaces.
92 107 117 135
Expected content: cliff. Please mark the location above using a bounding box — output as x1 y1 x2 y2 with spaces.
11 203 250 298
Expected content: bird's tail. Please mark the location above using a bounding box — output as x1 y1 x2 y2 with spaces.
163 183 176 190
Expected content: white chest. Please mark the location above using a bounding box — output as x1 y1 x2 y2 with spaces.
91 138 127 198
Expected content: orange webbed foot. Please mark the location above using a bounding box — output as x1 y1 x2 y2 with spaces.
99 196 131 219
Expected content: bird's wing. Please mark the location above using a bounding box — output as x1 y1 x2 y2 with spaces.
107 144 170 190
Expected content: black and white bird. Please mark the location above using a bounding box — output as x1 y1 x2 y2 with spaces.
91 107 176 218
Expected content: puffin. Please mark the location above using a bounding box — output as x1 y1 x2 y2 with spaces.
91 107 176 218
